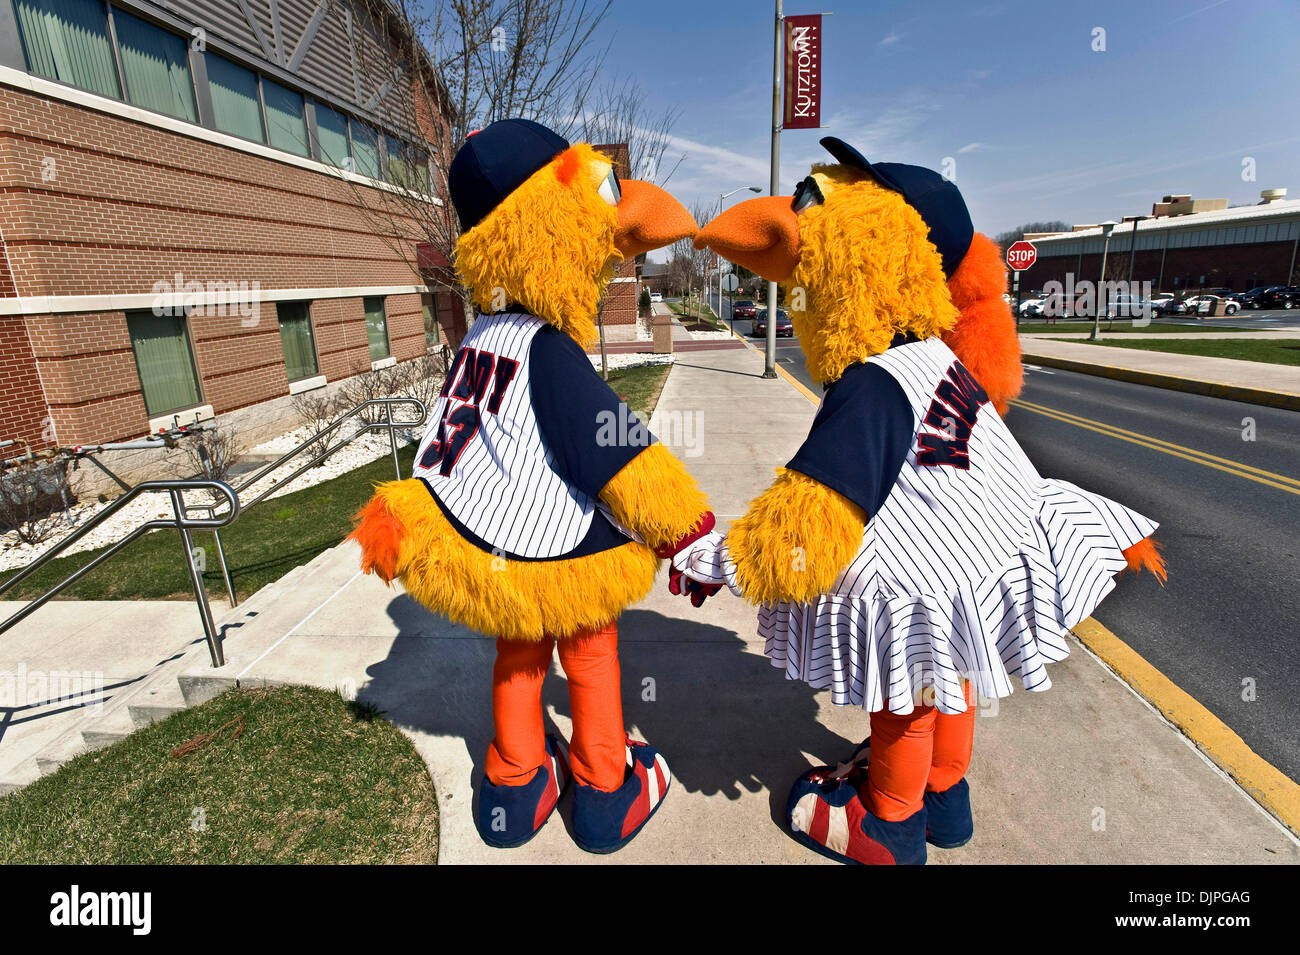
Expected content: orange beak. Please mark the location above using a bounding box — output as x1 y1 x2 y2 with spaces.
615 180 698 258
693 196 801 282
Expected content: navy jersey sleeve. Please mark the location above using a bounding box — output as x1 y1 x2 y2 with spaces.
785 361 915 517
529 326 653 499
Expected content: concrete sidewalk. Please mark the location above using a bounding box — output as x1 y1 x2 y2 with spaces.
1018 335 1300 410
210 345 1295 863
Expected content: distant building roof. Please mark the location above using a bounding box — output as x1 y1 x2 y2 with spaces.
1030 196 1300 250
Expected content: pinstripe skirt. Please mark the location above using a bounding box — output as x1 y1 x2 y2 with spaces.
759 479 1158 715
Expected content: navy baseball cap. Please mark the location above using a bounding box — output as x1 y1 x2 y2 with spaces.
820 136 974 276
449 119 570 232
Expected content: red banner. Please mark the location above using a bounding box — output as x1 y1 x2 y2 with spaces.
783 14 822 129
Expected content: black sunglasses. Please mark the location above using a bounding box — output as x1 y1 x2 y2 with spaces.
791 175 824 213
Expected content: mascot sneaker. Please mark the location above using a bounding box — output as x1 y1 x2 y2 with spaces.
786 771 927 865
924 777 973 848
571 737 671 854
476 734 569 849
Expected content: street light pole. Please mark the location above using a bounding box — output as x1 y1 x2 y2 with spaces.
764 0 783 378
1090 220 1117 342
1126 215 1148 322
717 185 761 322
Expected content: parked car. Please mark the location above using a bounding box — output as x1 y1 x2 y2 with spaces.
1183 294 1240 315
732 299 758 319
649 291 663 304
1018 296 1046 318
1150 294 1189 316
1258 286 1300 309
753 308 794 337
1241 286 1274 309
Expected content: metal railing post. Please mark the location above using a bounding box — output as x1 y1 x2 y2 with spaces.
211 528 237 608
387 402 401 478
171 488 224 668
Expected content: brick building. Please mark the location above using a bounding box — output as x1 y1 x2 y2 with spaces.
1018 190 1300 294
591 142 640 332
0 0 456 482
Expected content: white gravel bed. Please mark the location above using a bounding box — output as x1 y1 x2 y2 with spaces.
587 353 676 371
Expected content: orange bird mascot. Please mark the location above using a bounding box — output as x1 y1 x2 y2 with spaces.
350 120 714 853
675 136 1166 865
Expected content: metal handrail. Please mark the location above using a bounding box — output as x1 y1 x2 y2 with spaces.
191 396 427 610
0 480 240 666
0 397 427 668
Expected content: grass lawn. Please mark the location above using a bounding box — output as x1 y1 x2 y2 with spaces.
1017 321 1258 334
1076 337 1300 366
3 362 674 604
604 362 672 419
0 685 438 864
667 300 724 330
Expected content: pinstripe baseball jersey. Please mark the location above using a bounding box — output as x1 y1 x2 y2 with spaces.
413 311 650 560
674 335 1158 714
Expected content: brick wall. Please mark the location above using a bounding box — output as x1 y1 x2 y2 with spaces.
0 83 439 449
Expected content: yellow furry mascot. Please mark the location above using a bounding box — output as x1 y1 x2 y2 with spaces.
680 136 1165 865
351 120 714 853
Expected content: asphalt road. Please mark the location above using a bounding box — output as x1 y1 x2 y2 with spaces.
711 295 1300 781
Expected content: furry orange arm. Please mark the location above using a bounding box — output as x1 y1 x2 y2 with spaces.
944 232 1024 415
727 468 866 604
598 443 710 551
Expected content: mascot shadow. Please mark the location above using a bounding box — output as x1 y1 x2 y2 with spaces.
362 596 856 830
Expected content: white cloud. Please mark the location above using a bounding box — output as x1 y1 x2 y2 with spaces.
878 31 904 47
957 142 985 154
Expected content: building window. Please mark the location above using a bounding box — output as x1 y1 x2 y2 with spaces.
13 0 121 99
264 78 309 157
315 103 350 169
363 297 389 361
277 301 319 381
206 52 264 143
126 311 202 416
351 121 381 180
113 9 197 122
387 138 430 192
422 293 437 351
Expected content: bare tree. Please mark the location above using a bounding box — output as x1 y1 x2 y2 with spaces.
340 0 680 340
663 198 714 298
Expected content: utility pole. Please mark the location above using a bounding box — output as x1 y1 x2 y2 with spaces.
763 0 782 378
1090 221 1117 341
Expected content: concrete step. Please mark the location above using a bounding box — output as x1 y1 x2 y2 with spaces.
179 540 365 693
127 680 189 729
81 709 139 752
34 731 88 777
0 761 41 796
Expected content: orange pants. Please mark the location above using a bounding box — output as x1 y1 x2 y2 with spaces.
483 621 626 792
865 683 975 822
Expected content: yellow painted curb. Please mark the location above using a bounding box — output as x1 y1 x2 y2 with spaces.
1020 351 1300 412
728 328 822 404
1073 617 1300 837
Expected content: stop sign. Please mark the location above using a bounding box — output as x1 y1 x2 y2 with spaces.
1006 240 1037 271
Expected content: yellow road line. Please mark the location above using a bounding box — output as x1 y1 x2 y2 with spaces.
1013 397 1300 488
1073 617 1300 837
1009 399 1300 496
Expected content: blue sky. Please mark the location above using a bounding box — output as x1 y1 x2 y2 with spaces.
597 0 1299 238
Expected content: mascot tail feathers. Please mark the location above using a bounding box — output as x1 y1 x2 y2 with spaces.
1121 536 1167 585
943 232 1024 415
349 483 409 583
